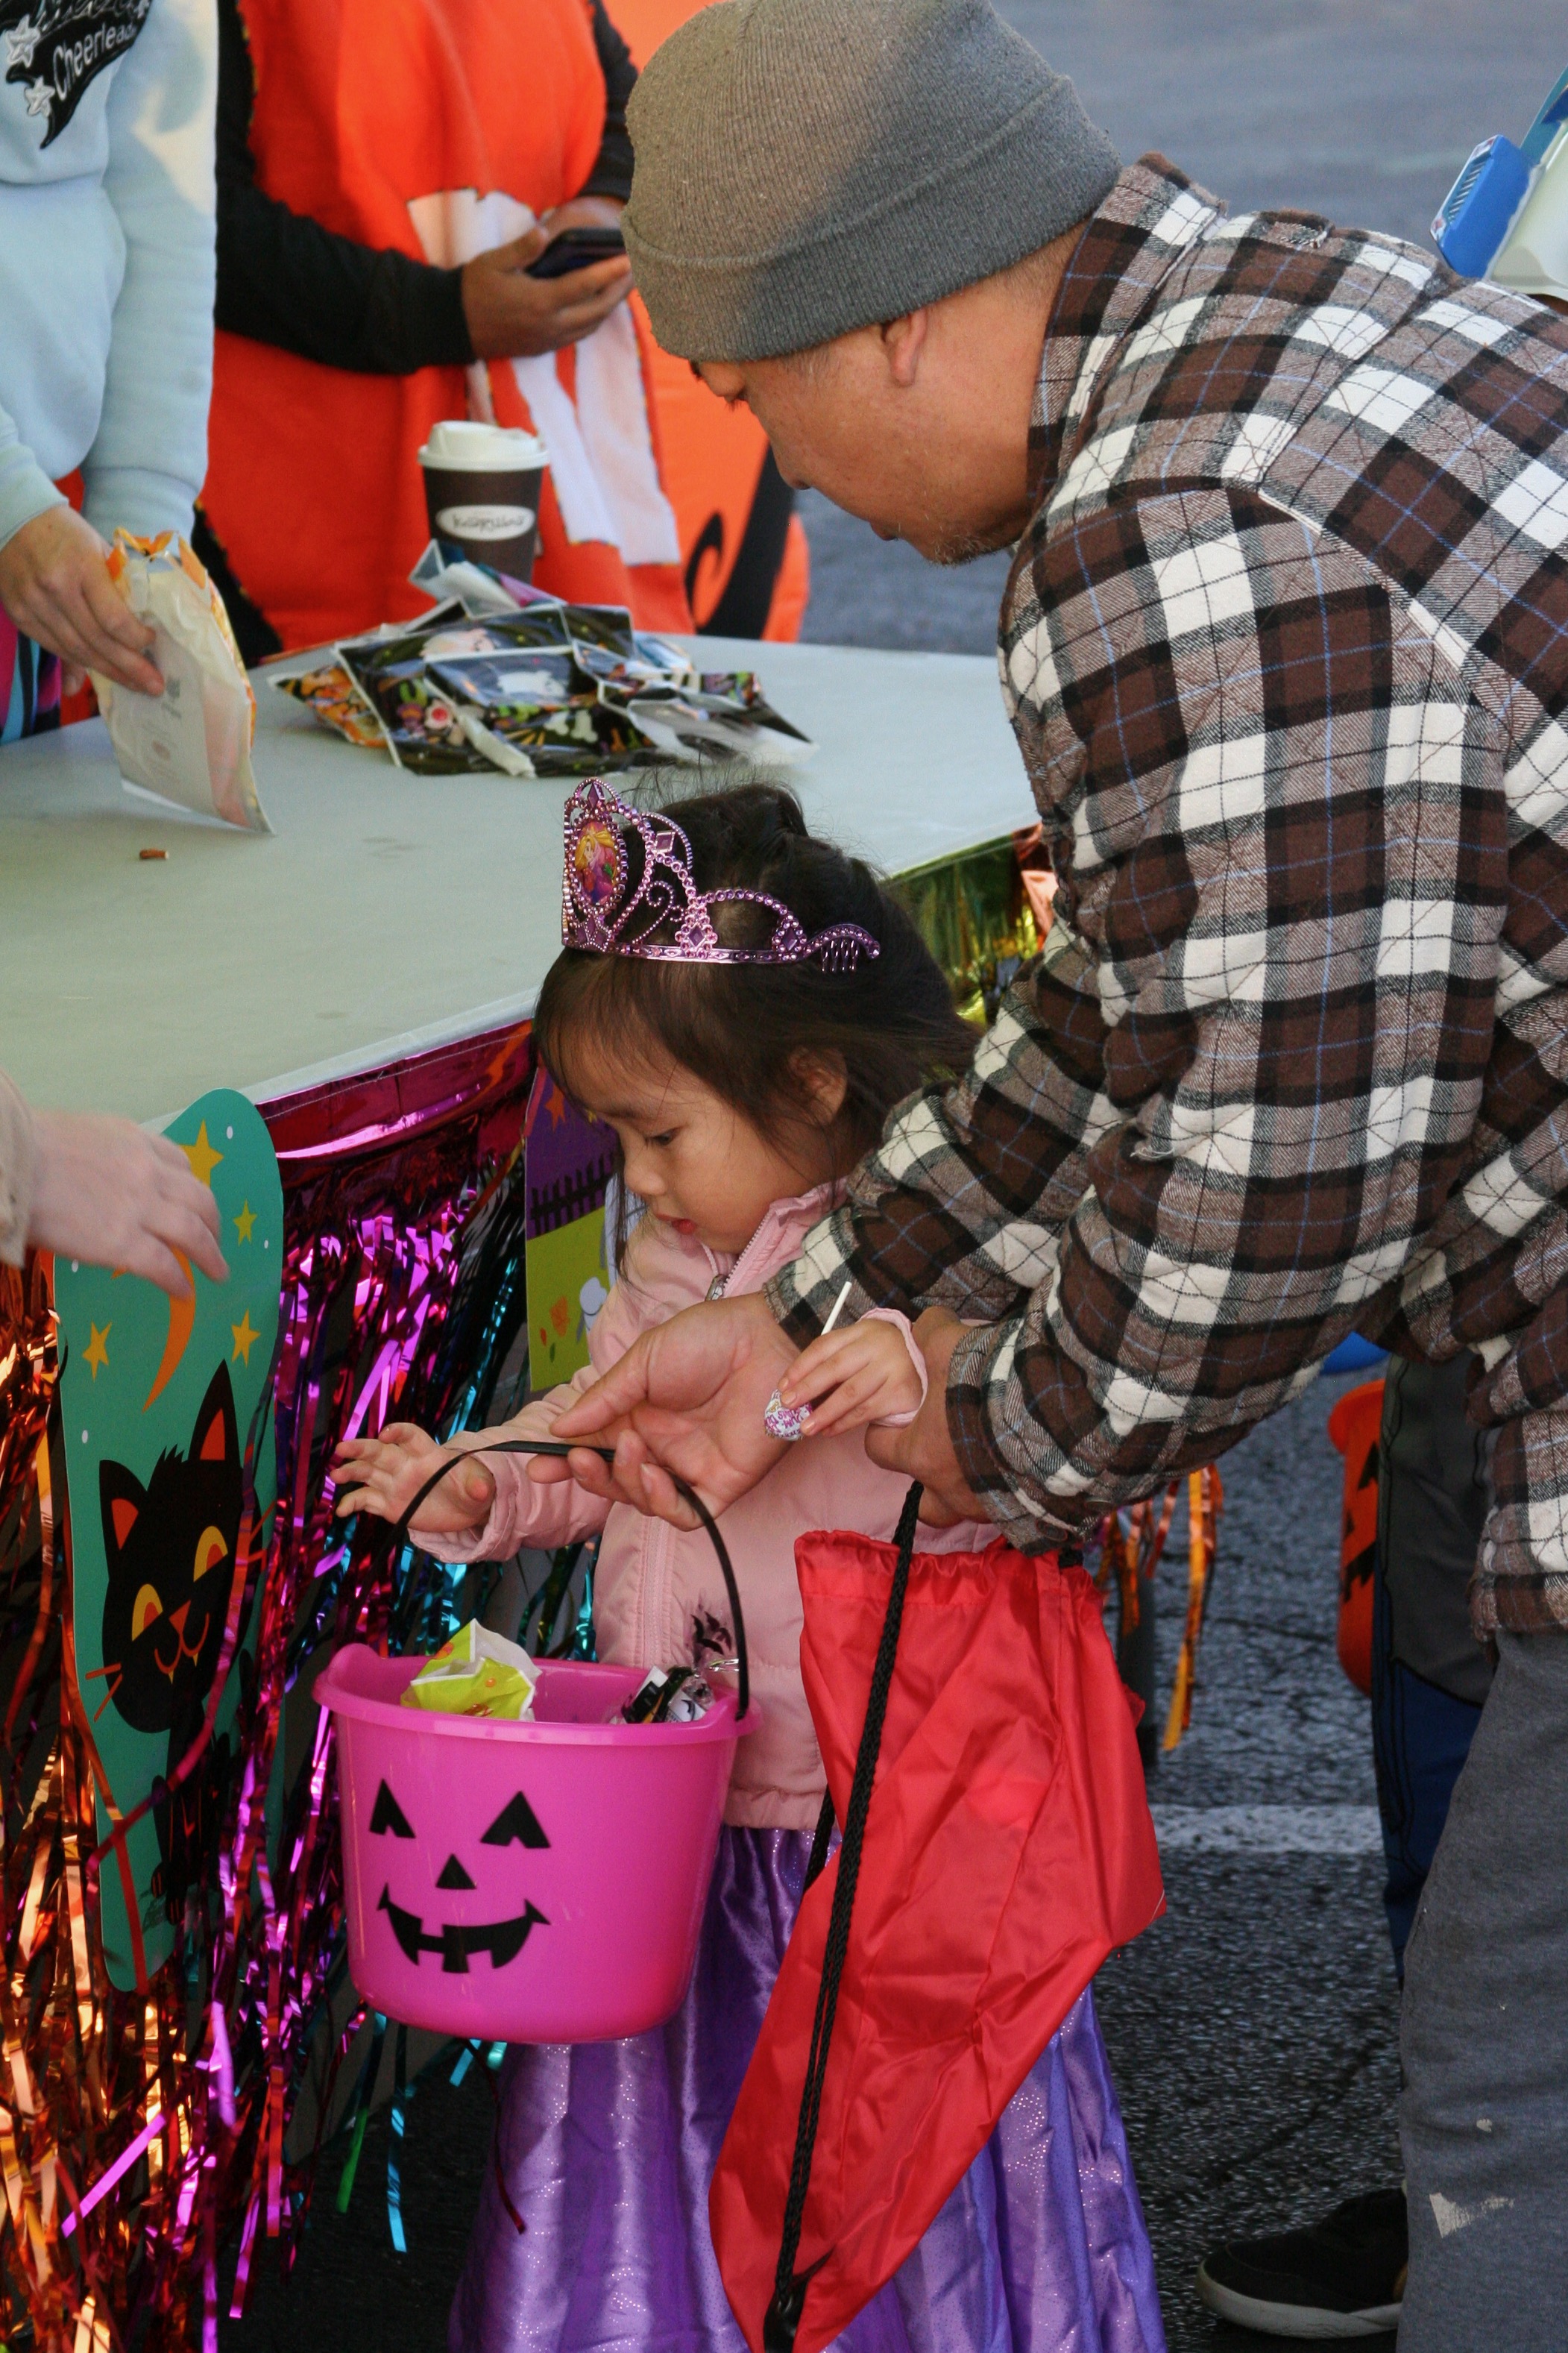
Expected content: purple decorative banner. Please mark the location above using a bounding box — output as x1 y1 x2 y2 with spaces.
523 1069 617 1391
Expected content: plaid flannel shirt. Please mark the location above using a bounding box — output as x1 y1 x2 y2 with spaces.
767 157 1568 1639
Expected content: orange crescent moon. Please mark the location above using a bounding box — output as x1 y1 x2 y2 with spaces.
144 1252 195 1411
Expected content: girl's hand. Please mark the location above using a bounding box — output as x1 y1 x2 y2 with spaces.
865 1309 990 1527
774 1319 922 1439
332 1423 497 1536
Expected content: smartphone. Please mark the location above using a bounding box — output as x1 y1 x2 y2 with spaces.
526 225 627 280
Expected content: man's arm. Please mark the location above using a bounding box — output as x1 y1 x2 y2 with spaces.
87 0 218 541
788 487 1506 1546
767 917 1119 1339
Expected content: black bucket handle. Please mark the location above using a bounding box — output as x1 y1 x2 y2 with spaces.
384 1436 749 1718
763 1479 924 2352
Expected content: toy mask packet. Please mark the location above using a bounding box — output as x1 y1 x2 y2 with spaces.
93 531 269 833
620 1665 715 1725
401 1619 538 1720
269 661 386 751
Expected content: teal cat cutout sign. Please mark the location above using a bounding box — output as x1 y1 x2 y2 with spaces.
55 1090 283 1991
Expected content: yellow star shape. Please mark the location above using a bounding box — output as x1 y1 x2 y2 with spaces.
230 1311 259 1366
234 1201 256 1244
180 1121 224 1189
83 1322 111 1380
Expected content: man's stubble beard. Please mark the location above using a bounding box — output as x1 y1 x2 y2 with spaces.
925 519 1020 567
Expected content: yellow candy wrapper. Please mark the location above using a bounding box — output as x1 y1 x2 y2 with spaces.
401 1619 538 1721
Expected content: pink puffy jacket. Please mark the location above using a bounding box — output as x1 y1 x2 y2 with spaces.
424 1184 996 1829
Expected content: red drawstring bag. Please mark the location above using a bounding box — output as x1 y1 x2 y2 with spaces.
709 1486 1165 2353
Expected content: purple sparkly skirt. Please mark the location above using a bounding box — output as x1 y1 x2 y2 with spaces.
450 1827 1165 2353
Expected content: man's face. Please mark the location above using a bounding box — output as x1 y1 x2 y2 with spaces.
696 329 1027 565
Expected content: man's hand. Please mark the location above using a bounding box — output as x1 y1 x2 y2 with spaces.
460 199 631 360
549 1292 798 1528
28 1110 228 1298
864 1308 990 1525
0 507 162 696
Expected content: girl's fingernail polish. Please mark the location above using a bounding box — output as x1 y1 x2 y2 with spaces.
764 1389 810 1442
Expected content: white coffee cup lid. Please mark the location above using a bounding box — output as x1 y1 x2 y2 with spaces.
418 419 548 471
435 503 537 541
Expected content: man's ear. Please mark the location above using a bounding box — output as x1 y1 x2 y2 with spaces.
880 309 930 388
791 1050 848 1126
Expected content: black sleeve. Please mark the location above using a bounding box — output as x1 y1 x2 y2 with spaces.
581 0 636 204
213 0 474 375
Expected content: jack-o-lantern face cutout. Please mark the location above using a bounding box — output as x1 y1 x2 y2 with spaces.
368 1778 550 1975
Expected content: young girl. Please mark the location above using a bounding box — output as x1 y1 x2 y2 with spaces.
333 782 1165 2353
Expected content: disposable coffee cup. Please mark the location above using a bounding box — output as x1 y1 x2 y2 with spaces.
418 420 548 582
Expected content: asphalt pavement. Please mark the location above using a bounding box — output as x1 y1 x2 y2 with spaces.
228 4 1568 2341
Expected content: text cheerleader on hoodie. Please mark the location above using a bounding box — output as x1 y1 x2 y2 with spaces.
0 0 216 552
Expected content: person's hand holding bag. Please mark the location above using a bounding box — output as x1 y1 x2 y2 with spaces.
0 508 163 695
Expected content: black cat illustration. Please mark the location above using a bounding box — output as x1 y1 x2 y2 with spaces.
99 1360 251 1926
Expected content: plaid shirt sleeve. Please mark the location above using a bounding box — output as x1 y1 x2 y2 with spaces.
767 485 1505 1548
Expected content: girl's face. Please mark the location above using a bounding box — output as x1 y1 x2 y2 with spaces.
570 1044 843 1255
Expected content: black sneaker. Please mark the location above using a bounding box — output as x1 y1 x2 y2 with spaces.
1196 2187 1406 2339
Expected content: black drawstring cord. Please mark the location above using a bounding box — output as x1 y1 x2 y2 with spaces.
386 1436 750 1720
763 1480 923 2353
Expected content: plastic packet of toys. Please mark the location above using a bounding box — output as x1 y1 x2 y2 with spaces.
401 1620 538 1721
92 530 270 832
263 572 813 778
619 1665 716 1725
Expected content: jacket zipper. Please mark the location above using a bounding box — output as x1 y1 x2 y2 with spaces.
634 1195 831 1665
640 1236 725 1668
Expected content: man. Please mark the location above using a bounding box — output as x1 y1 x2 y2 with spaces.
544 2 1568 2345
0 0 216 736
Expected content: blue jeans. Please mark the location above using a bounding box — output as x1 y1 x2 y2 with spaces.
1370 1355 1490 1977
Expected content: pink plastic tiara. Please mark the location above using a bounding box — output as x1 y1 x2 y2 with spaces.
560 779 881 971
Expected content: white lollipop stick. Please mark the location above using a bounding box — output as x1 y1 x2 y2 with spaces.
819 1281 853 1338
763 1281 853 1441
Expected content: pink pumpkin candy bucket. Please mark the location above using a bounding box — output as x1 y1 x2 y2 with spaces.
318 1436 755 2044
318 1649 749 2043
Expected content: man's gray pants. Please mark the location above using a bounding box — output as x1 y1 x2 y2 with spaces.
1400 1629 1568 2349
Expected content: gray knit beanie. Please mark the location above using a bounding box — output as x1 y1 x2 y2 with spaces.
623 0 1119 362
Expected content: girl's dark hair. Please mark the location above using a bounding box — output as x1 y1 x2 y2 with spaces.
534 782 975 1183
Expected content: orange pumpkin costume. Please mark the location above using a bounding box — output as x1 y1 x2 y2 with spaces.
203 0 690 650
613 0 810 639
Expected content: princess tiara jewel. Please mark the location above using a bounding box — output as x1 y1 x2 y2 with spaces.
560 779 881 971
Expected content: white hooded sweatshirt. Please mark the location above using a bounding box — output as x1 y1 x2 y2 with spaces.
0 0 215 552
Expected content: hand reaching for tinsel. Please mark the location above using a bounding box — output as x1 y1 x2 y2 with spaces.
27 1109 227 1297
332 1422 497 1536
